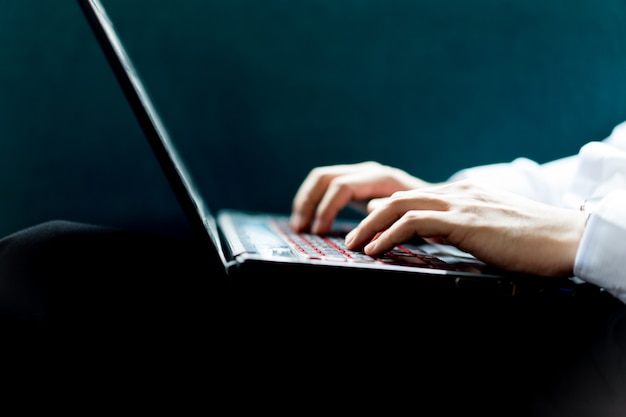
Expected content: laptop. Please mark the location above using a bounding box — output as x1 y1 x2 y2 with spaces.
77 0 593 297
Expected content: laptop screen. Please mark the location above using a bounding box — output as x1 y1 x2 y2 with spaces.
78 0 223 256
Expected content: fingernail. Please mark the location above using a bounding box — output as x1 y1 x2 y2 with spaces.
364 240 377 253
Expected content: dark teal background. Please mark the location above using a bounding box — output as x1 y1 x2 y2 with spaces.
1 0 626 238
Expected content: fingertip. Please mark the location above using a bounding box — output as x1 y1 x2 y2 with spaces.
311 219 323 235
364 240 378 255
345 229 356 246
289 213 304 231
363 231 387 256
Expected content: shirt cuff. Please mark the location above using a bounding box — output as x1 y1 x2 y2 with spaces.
574 189 626 304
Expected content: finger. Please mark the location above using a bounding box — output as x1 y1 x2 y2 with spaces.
366 197 387 213
363 210 453 256
290 166 342 231
290 163 381 231
311 171 388 234
313 166 423 234
345 191 450 249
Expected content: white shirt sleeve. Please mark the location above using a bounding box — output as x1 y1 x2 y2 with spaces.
448 120 626 303
448 155 579 207
574 189 626 304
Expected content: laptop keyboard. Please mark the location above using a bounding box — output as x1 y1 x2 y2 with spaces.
271 218 485 272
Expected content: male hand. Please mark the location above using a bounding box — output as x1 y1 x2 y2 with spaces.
345 180 585 277
290 161 431 234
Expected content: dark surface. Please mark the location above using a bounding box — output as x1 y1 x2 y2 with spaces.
0 220 624 416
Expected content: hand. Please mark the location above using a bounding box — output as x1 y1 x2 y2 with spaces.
344 180 586 277
290 161 432 234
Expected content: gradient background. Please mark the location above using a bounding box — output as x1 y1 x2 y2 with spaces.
1 0 625 238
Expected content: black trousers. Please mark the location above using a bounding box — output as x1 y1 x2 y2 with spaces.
0 220 218 332
0 220 624 415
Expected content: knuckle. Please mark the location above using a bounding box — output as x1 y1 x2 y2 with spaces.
389 190 409 201
362 161 382 169
328 177 352 193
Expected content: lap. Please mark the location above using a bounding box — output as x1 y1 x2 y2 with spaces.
0 220 222 346
0 220 624 415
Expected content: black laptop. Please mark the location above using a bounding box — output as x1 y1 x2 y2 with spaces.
77 0 593 297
